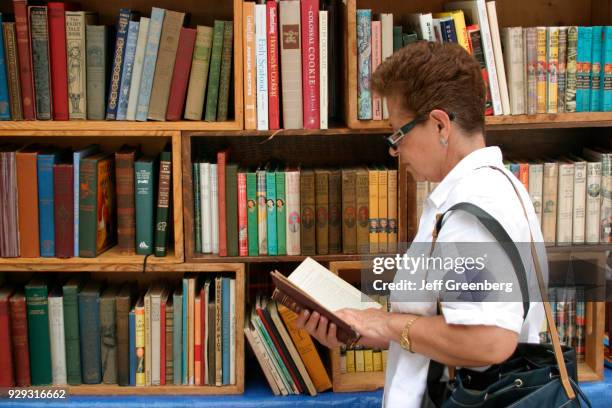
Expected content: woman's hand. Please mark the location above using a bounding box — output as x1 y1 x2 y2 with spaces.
294 310 342 348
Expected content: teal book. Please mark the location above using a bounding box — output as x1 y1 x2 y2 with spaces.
576 26 592 112
154 149 172 257
356 9 372 120
204 21 225 121
38 151 59 257
135 157 156 255
393 26 402 52
0 13 11 120
275 170 286 256
25 277 52 385
135 7 165 121
590 26 603 111
78 280 104 384
266 170 277 256
173 285 183 385
181 278 188 384
128 307 135 386
246 171 258 256
63 275 87 385
256 169 267 255
601 26 612 111
221 277 230 385
225 163 239 256
192 162 202 253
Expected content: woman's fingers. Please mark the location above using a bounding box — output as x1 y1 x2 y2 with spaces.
327 323 339 348
316 315 329 344
304 311 320 334
295 309 310 329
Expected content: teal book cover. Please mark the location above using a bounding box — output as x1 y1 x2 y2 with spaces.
590 26 603 111
601 26 612 111
576 26 593 112
265 171 277 256
246 171 258 256
275 170 286 256
356 9 372 120
25 277 52 385
135 7 165 121
0 13 10 120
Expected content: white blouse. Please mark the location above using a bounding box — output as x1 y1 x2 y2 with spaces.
383 146 546 407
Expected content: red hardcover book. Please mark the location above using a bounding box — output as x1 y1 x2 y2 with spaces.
166 27 197 121
9 290 30 386
0 286 15 387
199 285 206 385
53 163 74 258
237 172 248 256
160 299 166 385
12 0 36 120
47 2 71 120
217 149 229 256
300 0 320 129
266 1 280 130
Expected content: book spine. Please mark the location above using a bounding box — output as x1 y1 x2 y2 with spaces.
378 170 388 252
65 12 89 119
257 171 268 255
368 169 379 253
155 151 172 257
301 0 320 128
485 1 510 115
194 296 200 385
602 27 612 111
380 14 393 119
38 154 56 257
600 154 612 243
356 9 372 121
9 296 30 386
255 7 268 130
116 296 130 386
62 286 81 385
319 10 328 129
216 20 233 122
47 3 68 120
315 170 329 255
285 170 300 255
300 170 316 255
3 23 23 120
225 164 239 257
144 293 151 385
116 20 140 121
328 170 341 254
229 280 236 385
192 163 201 252
200 163 211 253
546 27 559 113
53 164 74 258
184 25 213 121
136 7 165 121
216 151 228 257
468 26 494 116
221 278 230 385
586 161 602 243
247 172 258 256
536 27 547 113
565 26 578 112
26 285 52 385
13 0 36 119
29 6 51 120
135 160 155 255
387 169 398 253
115 151 136 254
243 2 257 129
96 158 116 255
85 25 108 120
528 164 544 225
204 21 225 122
128 309 135 386
557 163 574 245
576 27 593 112
370 19 381 121
151 295 161 386
276 171 287 255
0 295 14 386
126 17 149 121
173 293 183 385
267 2 280 129
590 26 603 111
522 27 537 115
542 162 559 245
266 171 278 255
238 172 248 256
279 1 303 129
106 9 130 120
573 161 587 244
100 296 117 384
474 0 502 115
214 279 222 386
48 296 67 385
355 169 369 254
166 27 197 121
135 303 144 386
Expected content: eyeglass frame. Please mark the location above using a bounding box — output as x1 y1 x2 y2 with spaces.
385 111 456 149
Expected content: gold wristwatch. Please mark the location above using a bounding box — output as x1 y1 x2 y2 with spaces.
400 316 421 353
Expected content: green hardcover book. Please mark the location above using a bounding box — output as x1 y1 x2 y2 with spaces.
63 275 87 385
300 169 316 255
135 157 157 255
25 276 52 385
216 20 233 121
266 168 277 256
192 162 202 253
393 26 402 52
246 170 258 256
275 169 286 255
328 169 342 254
154 149 172 257
402 33 418 46
204 20 225 121
225 163 239 256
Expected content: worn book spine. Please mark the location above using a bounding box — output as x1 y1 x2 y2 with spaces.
576 26 593 112
602 27 612 111
542 161 559 245
48 294 66 385
246 171 258 256
73 146 99 256
165 299 173 384
25 282 52 385
116 292 131 386
29 6 52 120
586 161 602 243
243 2 257 129
54 164 74 258
3 23 23 120
38 153 57 257
217 20 234 122
77 284 102 384
326 169 340 254
502 27 525 115
184 25 213 120
78 155 101 257
65 12 93 119
528 163 544 225
0 289 15 387
279 0 303 129
192 163 202 252
214 279 222 386
211 165 219 254
380 14 393 119
151 293 162 386
377 169 388 252
267 1 280 129
557 162 575 245
226 164 239 257
521 27 536 115
100 292 117 384
315 170 329 255
573 160 587 244
565 26 578 112
356 9 372 120
222 278 231 385
319 10 328 129
116 20 140 121
173 291 183 385
13 0 35 120
257 170 268 255
557 27 568 112
300 169 316 255
62 282 81 385
135 301 145 386
276 171 287 255
48 2 69 120
16 150 39 257
285 170 301 255
166 27 197 121
135 158 155 255
255 6 268 130
144 291 152 386
238 172 248 256
155 151 172 257
355 168 369 254
115 149 137 254
205 21 225 122
136 7 165 121
128 309 135 386
216 149 228 257
387 169 398 252
535 27 547 113
126 17 149 121
368 169 379 253
590 26 603 111
9 293 30 386
148 10 185 121
86 25 108 120
370 19 381 121
266 171 278 255
301 0 320 128
106 8 130 120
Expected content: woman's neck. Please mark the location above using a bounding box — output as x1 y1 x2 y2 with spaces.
440 132 486 180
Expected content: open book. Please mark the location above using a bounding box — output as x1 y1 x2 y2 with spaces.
270 257 381 346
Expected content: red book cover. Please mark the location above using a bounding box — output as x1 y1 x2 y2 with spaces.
217 149 229 257
9 291 30 386
160 299 166 385
300 0 320 129
53 163 74 258
266 1 280 130
200 285 206 385
238 172 248 256
47 2 71 120
13 0 36 120
0 286 15 387
166 27 197 121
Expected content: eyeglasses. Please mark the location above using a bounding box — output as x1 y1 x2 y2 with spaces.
385 111 455 148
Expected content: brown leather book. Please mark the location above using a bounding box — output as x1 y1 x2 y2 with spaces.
356 167 370 254
300 169 316 255
3 23 23 120
328 169 342 254
115 283 133 386
16 146 40 257
314 170 329 255
165 297 174 385
342 168 357 254
53 163 74 258
9 290 30 386
115 146 140 255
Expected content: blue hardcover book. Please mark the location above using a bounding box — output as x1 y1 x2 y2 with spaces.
601 26 612 111
136 7 165 122
38 151 59 257
0 13 10 120
356 9 372 120
128 308 135 386
590 26 603 111
173 286 183 385
116 20 140 120
221 277 230 385
106 8 131 120
266 170 277 256
73 145 100 256
509 163 520 180
78 280 103 384
181 277 188 384
576 26 593 112
440 18 457 43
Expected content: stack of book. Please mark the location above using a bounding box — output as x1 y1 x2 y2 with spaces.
540 287 586 362
0 3 233 122
416 148 612 245
0 144 172 259
242 0 342 130
0 274 237 387
193 151 398 257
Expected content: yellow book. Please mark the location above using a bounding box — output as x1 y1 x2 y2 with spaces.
135 300 145 386
547 27 559 113
364 349 374 372
536 27 547 113
368 167 379 253
382 349 388 371
340 345 347 374
372 349 383 371
346 347 356 373
387 169 398 253
355 346 365 372
433 11 469 52
378 168 388 252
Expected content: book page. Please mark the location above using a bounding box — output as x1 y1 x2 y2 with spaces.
287 258 381 312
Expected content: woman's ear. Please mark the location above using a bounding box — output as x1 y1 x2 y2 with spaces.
429 109 452 136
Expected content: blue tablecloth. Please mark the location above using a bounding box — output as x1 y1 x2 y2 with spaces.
2 368 611 408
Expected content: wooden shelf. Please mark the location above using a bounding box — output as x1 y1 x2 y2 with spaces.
188 253 394 263
0 121 242 134
546 244 611 253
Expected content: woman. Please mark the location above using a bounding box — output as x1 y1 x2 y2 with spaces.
296 42 546 407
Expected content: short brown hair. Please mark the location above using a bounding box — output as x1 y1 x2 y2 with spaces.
371 41 486 135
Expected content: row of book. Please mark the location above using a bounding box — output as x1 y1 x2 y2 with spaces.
0 144 173 259
0 274 237 387
0 3 233 122
416 148 612 245
242 0 342 130
193 154 398 257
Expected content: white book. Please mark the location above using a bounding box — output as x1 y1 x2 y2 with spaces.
230 278 236 385
244 325 281 396
556 160 575 245
528 162 544 225
570 157 587 244
49 293 67 385
319 10 328 130
255 4 269 130
285 169 301 255
279 0 303 129
486 1 510 115
583 147 612 243
431 18 442 43
502 27 525 115
446 0 502 115
380 13 393 119
200 163 212 253
406 13 434 41
210 164 219 254
416 181 429 225
127 17 150 121
585 161 602 244
150 288 163 386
